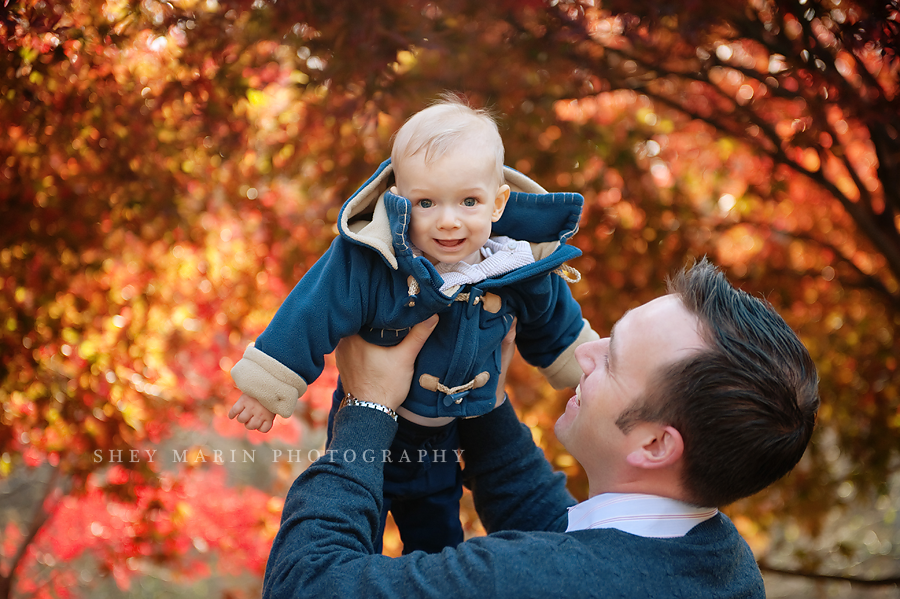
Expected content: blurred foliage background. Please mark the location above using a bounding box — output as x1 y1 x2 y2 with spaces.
1 0 899 597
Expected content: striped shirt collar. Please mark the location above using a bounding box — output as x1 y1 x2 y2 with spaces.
412 236 535 293
565 493 718 538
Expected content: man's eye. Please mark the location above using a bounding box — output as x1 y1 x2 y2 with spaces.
463 197 477 207
418 199 434 208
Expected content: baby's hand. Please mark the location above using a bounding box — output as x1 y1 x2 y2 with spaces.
228 394 275 433
389 185 399 195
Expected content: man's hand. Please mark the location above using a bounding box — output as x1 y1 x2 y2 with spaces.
335 315 438 412
228 394 276 433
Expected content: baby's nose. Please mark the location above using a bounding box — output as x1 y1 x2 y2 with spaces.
437 208 460 227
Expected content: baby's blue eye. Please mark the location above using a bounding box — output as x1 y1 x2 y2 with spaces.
418 199 434 208
463 197 477 207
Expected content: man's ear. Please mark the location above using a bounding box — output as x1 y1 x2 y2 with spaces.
625 425 684 469
492 184 511 222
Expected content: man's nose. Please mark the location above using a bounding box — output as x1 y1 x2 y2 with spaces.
573 341 594 372
575 339 608 372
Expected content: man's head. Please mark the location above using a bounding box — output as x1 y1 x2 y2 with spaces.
556 259 819 507
390 94 510 265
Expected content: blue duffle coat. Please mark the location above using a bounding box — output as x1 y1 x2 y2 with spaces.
231 160 598 419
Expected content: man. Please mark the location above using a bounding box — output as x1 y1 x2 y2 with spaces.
262 259 819 598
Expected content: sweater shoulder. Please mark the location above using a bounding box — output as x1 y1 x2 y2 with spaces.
457 528 761 597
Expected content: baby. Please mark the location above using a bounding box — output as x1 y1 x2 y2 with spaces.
229 95 598 553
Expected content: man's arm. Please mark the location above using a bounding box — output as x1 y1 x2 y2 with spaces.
262 404 584 599
263 320 563 598
334 317 575 535
458 323 576 534
459 400 575 534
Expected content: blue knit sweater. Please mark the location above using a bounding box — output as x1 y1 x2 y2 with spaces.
262 401 766 598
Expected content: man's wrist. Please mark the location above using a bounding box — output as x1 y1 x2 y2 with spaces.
339 392 398 422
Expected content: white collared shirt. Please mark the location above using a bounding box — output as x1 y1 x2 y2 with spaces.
565 493 718 538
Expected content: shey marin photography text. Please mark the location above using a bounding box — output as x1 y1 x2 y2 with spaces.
92 447 465 465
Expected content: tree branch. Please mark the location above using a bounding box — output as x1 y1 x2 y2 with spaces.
652 88 900 287
781 0 872 103
870 123 900 217
594 48 900 287
717 219 897 305
0 467 60 599
603 46 786 154
546 2 900 287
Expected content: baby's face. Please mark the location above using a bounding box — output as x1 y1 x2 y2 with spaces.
394 143 509 265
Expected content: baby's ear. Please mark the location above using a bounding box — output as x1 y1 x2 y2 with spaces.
492 184 511 222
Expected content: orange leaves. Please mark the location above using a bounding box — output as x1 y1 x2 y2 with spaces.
304 354 338 425
0 0 897 594
714 224 765 271
6 467 279 594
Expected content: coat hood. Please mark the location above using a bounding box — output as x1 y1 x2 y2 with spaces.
337 159 583 270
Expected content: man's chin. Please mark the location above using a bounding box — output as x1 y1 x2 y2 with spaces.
553 416 571 444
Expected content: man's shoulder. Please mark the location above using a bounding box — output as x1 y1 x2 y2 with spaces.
562 518 765 596
458 526 763 597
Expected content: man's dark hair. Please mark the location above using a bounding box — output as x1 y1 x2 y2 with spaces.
616 258 820 507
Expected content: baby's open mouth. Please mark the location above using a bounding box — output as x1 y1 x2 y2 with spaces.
435 239 465 248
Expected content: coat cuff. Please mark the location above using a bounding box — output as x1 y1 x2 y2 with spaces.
230 343 308 418
538 319 600 389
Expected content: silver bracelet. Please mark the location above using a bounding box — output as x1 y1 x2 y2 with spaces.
339 392 398 422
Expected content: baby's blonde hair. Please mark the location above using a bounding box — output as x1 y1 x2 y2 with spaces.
391 93 505 184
